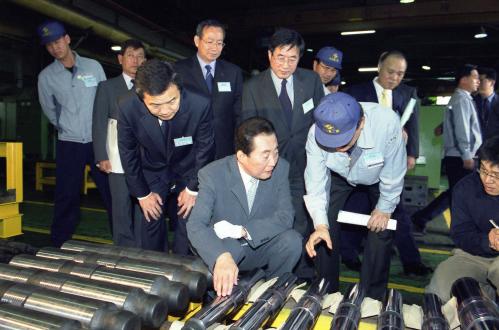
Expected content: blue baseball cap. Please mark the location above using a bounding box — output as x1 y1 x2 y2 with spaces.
314 92 361 148
316 46 343 70
37 21 66 45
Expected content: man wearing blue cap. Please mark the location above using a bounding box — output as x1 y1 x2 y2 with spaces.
313 46 343 95
37 21 112 247
304 92 406 299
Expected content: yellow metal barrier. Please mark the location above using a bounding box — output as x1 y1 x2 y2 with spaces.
0 142 23 237
35 162 96 194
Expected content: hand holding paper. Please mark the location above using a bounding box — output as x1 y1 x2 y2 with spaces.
214 220 243 239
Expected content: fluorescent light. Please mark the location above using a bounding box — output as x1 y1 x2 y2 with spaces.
358 67 378 72
111 45 122 51
422 65 431 71
437 77 454 81
341 81 346 85
474 27 487 39
341 30 376 36
400 0 415 3
306 48 314 53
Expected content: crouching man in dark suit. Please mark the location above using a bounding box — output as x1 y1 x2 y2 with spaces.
187 118 302 296
118 59 215 251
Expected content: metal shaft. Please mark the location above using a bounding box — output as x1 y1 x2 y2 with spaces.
37 246 207 301
0 302 83 330
10 254 189 316
377 289 404 330
0 279 139 330
421 293 449 330
451 277 499 330
281 278 329 330
61 240 211 282
0 263 167 327
182 269 266 330
330 283 366 330
230 272 297 330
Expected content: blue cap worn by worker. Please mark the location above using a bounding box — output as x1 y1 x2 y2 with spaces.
313 92 362 148
37 21 66 45
316 46 343 70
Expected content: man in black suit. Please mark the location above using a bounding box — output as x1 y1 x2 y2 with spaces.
93 39 146 247
118 59 215 252
175 19 243 160
242 28 324 278
342 50 429 276
474 67 498 140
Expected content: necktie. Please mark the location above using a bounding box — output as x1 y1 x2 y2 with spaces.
380 89 390 107
247 177 258 212
130 79 135 90
205 65 213 93
279 79 293 127
160 120 170 139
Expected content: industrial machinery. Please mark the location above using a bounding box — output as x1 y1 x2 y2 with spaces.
421 293 450 330
0 302 83 329
377 289 405 330
330 283 366 330
0 142 23 238
280 278 329 330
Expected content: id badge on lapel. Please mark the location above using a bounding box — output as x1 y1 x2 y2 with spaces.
364 151 384 168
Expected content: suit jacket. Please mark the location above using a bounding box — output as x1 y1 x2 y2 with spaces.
92 74 129 163
487 99 499 138
174 57 243 159
187 155 294 269
117 88 215 198
347 81 420 158
473 93 498 139
241 68 324 179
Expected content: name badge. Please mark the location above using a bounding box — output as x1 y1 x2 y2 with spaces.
364 151 384 168
217 82 231 92
174 136 193 147
79 74 98 87
302 98 314 114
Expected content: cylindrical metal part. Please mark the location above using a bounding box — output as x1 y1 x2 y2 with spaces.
0 279 139 330
230 273 297 330
377 289 404 330
61 240 211 281
421 293 449 330
330 283 365 330
0 302 83 329
451 277 499 330
281 278 329 330
37 247 207 301
183 269 266 330
10 254 189 316
0 263 167 327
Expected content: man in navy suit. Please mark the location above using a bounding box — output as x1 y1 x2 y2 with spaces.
175 19 243 160
242 28 324 279
118 59 215 252
342 51 430 276
474 67 498 140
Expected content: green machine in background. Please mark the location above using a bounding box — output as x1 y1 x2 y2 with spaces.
403 105 445 211
407 105 445 189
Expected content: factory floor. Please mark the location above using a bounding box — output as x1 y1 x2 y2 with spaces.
12 164 454 306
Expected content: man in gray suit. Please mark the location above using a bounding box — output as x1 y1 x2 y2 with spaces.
241 28 324 279
92 39 146 246
187 117 302 296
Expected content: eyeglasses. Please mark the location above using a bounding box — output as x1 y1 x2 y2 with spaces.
477 167 499 180
201 39 225 48
273 54 299 66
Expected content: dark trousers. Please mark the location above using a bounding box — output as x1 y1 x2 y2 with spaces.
444 156 474 196
51 141 112 247
412 190 450 228
166 191 191 256
318 173 393 299
109 173 136 247
340 193 422 266
289 174 315 279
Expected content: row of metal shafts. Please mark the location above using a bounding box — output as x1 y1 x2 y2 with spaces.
0 239 212 329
